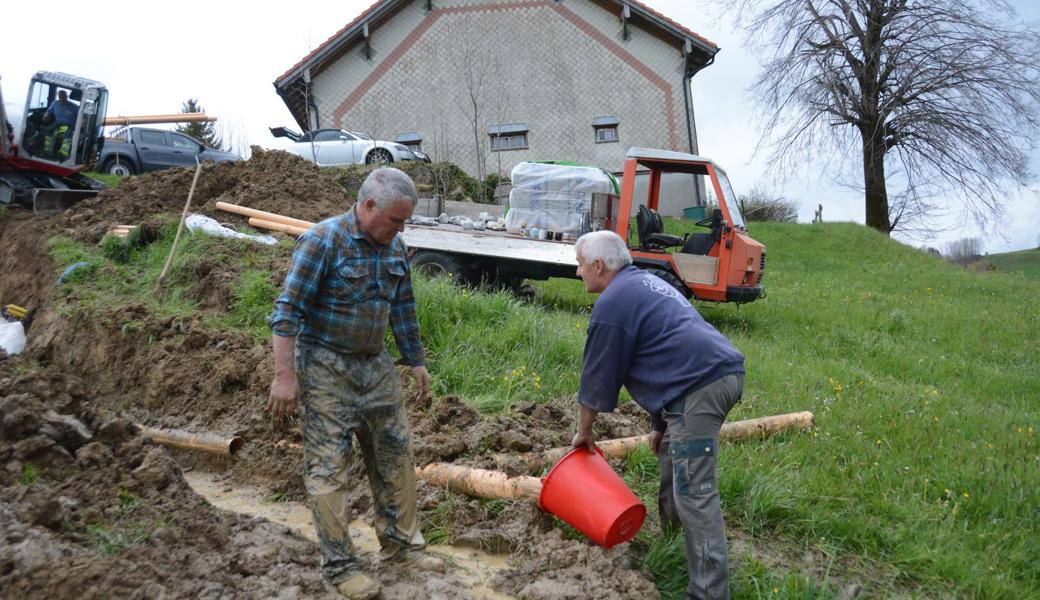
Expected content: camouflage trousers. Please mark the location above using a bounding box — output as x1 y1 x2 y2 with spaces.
295 342 424 584
658 373 744 600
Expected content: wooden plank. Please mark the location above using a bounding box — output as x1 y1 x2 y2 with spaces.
672 253 718 285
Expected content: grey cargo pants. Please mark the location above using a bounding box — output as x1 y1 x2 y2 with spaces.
659 373 743 600
296 343 424 584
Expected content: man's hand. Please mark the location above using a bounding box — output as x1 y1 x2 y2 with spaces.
267 373 299 419
571 429 597 453
649 430 664 454
411 366 431 402
571 404 599 452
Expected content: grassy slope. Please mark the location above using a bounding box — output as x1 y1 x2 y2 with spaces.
47 218 1040 598
710 222 1038 598
986 247 1040 281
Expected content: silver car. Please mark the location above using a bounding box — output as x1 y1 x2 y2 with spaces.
270 126 429 166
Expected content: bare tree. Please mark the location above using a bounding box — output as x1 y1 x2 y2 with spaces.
945 237 983 262
725 0 1040 234
218 115 252 160
455 42 496 186
738 184 799 222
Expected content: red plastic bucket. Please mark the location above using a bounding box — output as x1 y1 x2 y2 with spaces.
539 447 647 548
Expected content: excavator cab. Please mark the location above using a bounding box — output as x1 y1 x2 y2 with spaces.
19 72 108 168
1 72 108 210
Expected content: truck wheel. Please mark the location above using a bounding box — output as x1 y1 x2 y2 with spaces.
412 251 475 286
645 267 692 299
103 159 135 176
365 148 393 165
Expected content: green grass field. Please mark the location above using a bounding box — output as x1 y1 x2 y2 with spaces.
987 247 1040 281
49 218 1040 598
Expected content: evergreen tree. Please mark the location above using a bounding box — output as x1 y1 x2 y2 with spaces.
176 98 223 150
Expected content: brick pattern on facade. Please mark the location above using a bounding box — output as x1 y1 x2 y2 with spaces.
309 0 697 177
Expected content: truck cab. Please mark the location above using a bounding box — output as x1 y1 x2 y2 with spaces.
616 148 765 303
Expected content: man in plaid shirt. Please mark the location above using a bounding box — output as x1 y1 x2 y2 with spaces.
267 167 436 599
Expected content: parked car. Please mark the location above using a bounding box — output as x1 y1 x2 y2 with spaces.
270 126 430 166
97 127 242 176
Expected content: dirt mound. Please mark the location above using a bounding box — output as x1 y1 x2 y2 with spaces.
0 362 337 599
59 149 354 244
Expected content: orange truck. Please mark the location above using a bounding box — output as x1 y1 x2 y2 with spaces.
402 147 766 304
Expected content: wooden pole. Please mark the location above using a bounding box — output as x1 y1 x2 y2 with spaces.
497 411 815 473
154 159 203 294
415 463 542 502
104 113 217 126
215 201 316 230
139 426 243 456
248 217 307 237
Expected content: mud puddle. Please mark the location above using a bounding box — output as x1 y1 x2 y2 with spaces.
185 470 513 600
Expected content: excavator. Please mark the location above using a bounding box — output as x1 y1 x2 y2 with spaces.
0 71 109 212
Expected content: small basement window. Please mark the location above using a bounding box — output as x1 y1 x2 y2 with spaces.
395 131 423 153
592 115 619 143
488 122 529 152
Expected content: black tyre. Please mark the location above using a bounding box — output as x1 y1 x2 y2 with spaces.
365 148 394 165
645 267 692 299
103 158 135 176
411 251 476 286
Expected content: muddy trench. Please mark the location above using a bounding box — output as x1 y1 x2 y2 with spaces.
0 153 663 599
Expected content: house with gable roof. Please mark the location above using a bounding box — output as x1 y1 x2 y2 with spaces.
273 0 719 206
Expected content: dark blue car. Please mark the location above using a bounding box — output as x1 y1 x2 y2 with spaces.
97 127 242 175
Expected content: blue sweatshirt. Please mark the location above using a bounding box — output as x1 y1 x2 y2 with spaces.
578 265 745 431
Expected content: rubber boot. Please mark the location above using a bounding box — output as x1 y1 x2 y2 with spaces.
336 572 380 599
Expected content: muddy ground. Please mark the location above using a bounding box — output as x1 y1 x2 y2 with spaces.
0 152 663 599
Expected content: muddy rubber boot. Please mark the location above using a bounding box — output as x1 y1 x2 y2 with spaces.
336 572 380 599
403 551 446 573
383 547 447 573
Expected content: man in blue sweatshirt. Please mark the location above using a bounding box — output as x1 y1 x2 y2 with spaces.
571 230 744 600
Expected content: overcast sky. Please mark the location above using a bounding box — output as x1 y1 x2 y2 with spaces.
3 0 1038 253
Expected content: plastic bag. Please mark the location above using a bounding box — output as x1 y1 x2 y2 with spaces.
0 319 26 356
185 214 278 245
505 162 613 234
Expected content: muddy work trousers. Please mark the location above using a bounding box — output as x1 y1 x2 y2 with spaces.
659 373 743 600
296 343 424 584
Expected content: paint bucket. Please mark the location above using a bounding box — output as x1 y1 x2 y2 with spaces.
539 447 646 548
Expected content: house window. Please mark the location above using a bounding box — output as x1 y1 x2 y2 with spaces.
488 122 529 152
592 116 619 144
395 131 423 153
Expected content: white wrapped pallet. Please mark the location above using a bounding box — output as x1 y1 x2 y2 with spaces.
505 162 614 234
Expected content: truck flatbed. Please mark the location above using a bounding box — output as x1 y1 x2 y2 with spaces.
402 224 578 267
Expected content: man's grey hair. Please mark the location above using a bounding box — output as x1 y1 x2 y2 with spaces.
575 230 633 271
358 167 418 210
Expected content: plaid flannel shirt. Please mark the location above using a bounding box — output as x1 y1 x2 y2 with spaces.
269 207 425 366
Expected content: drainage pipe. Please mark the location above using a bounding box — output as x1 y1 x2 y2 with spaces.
139 426 244 456
498 411 815 472
415 463 542 502
214 201 316 230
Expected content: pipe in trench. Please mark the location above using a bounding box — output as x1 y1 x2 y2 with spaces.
138 425 243 456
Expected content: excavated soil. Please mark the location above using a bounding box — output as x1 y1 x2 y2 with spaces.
0 153 662 599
